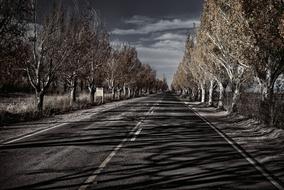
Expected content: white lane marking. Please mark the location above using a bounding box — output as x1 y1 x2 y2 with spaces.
130 127 143 142
78 137 127 190
1 98 148 146
130 101 159 142
1 123 67 145
185 102 284 190
131 121 142 134
78 100 159 190
1 110 113 146
134 127 143 135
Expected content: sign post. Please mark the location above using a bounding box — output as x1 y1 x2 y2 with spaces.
95 88 104 103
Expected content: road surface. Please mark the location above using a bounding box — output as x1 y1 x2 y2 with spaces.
0 94 282 190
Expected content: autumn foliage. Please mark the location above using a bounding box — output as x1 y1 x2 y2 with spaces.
172 0 284 126
0 1 168 114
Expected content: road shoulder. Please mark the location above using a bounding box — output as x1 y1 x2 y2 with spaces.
185 101 284 185
0 96 149 144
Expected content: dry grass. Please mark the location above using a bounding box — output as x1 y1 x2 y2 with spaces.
0 93 117 126
0 96 35 114
0 91 135 126
0 94 86 114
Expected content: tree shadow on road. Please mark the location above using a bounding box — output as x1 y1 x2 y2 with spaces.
0 96 282 190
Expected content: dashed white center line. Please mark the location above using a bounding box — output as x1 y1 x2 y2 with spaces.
130 127 143 142
130 101 159 142
78 137 127 190
78 100 160 190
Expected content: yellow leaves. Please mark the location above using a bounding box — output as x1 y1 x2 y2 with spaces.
173 0 284 91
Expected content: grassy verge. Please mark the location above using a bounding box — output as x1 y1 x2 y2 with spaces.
0 93 128 126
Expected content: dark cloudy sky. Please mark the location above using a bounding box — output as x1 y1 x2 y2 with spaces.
38 0 204 84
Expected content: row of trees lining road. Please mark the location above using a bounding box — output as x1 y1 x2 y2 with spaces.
172 0 284 127
0 0 168 113
0 0 32 92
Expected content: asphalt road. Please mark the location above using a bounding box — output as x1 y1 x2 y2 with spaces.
0 94 281 190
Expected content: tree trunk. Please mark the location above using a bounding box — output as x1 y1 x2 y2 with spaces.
36 91 44 113
64 82 67 93
110 79 115 100
201 82 206 103
260 79 275 127
70 87 76 106
230 66 245 114
218 81 225 109
260 83 267 101
182 89 186 95
89 87 96 104
123 84 127 98
268 87 275 127
80 80 84 92
187 88 191 100
70 79 77 106
191 89 195 101
118 88 122 100
132 88 136 98
128 88 131 98
112 87 115 100
208 80 214 106
197 87 201 101
230 82 241 113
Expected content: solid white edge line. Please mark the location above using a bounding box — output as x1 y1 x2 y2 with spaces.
1 123 67 145
185 102 284 190
78 100 159 190
1 108 112 145
1 97 148 146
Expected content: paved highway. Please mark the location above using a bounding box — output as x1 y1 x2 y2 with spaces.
0 94 281 190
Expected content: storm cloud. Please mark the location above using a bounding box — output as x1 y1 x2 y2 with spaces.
38 0 204 84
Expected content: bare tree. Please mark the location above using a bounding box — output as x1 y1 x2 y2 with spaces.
61 13 95 105
25 1 71 112
105 48 120 100
78 9 111 104
116 45 140 98
86 31 110 104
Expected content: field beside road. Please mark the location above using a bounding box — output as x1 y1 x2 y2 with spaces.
0 93 133 126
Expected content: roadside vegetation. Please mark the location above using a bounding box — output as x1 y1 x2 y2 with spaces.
0 93 119 125
0 1 168 126
172 0 284 128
